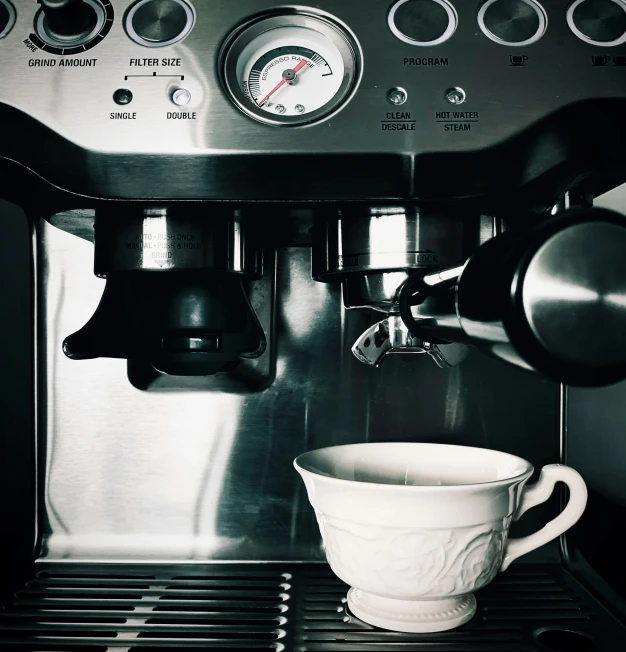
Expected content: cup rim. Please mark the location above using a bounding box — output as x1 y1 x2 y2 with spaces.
294 442 534 491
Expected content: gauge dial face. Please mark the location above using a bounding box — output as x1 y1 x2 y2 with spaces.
223 15 359 126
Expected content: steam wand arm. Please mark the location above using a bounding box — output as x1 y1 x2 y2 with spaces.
351 264 470 370
397 264 465 342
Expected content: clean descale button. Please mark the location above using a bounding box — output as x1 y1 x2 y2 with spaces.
568 0 626 46
388 0 458 46
171 88 191 106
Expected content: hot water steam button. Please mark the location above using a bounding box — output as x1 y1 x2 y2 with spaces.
0 0 16 39
567 0 626 46
478 0 547 46
388 0 458 46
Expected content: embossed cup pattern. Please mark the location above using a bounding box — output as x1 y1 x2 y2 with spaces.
296 444 587 633
317 512 509 599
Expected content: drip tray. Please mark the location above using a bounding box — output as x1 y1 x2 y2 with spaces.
0 563 623 650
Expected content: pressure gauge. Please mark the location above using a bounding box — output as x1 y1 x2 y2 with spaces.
222 13 360 126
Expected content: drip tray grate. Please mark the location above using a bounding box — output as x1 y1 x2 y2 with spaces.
0 563 623 650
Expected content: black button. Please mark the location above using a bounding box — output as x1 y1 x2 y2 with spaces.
482 0 541 43
391 0 453 43
131 0 189 43
572 0 626 43
113 89 133 105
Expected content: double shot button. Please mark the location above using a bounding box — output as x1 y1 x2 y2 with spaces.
388 0 458 46
567 0 626 47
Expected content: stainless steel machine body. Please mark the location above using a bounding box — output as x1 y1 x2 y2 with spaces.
2 0 626 649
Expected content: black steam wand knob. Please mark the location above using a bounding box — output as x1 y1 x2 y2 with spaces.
38 0 98 41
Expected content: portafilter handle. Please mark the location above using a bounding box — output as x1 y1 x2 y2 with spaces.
398 206 626 387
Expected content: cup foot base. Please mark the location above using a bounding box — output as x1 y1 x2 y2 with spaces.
347 588 477 633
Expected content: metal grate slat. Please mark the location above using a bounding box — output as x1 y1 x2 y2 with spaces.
0 563 623 650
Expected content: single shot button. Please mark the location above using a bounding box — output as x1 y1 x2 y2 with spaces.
113 88 133 105
478 0 547 46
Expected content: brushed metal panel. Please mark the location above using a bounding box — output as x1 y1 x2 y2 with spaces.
39 217 561 562
0 1 625 198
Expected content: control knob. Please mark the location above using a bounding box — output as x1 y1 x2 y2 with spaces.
0 0 16 39
38 0 98 41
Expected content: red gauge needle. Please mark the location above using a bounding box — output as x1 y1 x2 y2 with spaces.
257 58 309 107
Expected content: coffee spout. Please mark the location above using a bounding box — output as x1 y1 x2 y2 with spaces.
352 316 469 369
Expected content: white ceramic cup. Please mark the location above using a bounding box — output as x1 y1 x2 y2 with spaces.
294 442 587 633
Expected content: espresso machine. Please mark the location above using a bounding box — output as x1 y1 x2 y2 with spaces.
2 0 626 648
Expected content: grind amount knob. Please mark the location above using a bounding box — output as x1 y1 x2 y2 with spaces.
0 0 16 39
38 0 98 41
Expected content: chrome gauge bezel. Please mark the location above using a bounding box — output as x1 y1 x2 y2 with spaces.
221 13 360 127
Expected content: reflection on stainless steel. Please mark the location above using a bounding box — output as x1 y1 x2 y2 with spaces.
459 211 626 385
313 208 483 314
2 1 626 200
423 341 470 369
522 222 626 366
422 264 465 288
94 208 261 274
314 208 476 280
393 208 626 387
352 316 425 367
38 218 561 562
352 315 469 369
343 271 411 312
49 210 95 243
405 291 467 343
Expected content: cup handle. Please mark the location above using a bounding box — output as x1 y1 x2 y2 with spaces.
500 464 588 572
